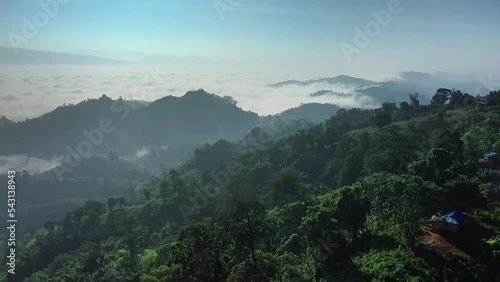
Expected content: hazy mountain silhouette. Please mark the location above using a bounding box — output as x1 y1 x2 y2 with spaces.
0 90 344 173
279 103 340 124
0 46 131 65
268 74 420 103
309 90 351 97
267 72 488 104
70 48 209 65
268 75 376 88
0 90 259 162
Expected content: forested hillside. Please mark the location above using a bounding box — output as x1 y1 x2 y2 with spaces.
0 90 338 238
3 89 500 281
0 156 150 230
0 90 259 162
0 89 340 172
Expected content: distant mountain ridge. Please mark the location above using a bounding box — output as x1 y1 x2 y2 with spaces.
70 48 209 65
279 103 340 124
268 75 376 88
267 72 488 104
0 90 338 172
0 46 131 65
0 90 257 161
268 74 424 104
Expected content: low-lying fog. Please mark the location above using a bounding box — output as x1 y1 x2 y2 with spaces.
0 65 390 122
0 64 495 175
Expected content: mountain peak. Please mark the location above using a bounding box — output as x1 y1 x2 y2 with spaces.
399 71 435 81
0 46 131 65
268 75 376 88
183 89 212 98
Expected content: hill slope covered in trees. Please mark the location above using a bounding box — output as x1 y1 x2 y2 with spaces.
2 89 500 281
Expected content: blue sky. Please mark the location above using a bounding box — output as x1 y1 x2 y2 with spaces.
1 0 499 76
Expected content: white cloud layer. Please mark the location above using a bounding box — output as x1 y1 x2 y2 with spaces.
0 154 61 175
0 65 380 122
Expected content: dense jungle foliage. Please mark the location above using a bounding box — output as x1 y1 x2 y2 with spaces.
3 89 500 281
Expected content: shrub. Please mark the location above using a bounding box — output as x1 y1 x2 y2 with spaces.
353 249 438 282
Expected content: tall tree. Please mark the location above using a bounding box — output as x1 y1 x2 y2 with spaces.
268 167 308 206
431 88 452 107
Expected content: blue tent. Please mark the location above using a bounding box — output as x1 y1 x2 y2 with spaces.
440 211 466 225
485 152 497 158
478 95 494 101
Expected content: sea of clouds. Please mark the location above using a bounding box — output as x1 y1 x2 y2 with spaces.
0 64 382 122
0 154 61 175
0 64 386 174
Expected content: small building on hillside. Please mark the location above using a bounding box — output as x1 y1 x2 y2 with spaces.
477 95 494 105
430 211 466 232
485 152 499 163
